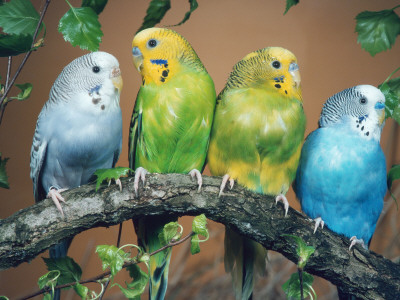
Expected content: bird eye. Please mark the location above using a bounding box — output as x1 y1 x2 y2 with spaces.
271 61 281 69
147 39 158 48
92 66 100 73
359 97 367 105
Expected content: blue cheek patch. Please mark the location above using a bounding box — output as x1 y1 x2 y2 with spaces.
150 59 168 65
89 85 102 94
358 114 368 123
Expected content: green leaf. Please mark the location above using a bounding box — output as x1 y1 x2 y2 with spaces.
190 234 201 255
113 264 149 299
284 0 299 15
0 33 32 57
388 164 400 195
192 214 209 238
137 0 171 33
379 82 400 121
0 0 40 35
0 297 10 300
158 221 181 245
355 9 400 56
190 214 209 255
283 235 315 269
81 0 108 15
94 166 132 191
43 256 82 287
37 270 60 291
73 282 89 299
282 271 316 300
58 6 103 51
9 83 32 100
0 153 10 189
43 294 52 300
96 245 128 277
173 0 198 26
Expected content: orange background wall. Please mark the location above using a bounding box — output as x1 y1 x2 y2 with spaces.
1 0 400 299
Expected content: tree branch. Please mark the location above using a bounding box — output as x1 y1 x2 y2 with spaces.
0 174 399 299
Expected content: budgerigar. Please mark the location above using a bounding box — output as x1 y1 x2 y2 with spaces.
208 47 305 300
129 27 216 300
30 51 123 299
293 85 386 299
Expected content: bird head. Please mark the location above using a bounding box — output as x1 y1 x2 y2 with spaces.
226 47 302 101
319 85 386 140
131 27 203 85
51 51 123 115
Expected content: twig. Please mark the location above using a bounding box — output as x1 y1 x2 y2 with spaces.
18 231 195 300
0 0 51 126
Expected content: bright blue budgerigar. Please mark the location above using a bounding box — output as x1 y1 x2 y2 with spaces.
294 85 386 251
30 51 123 299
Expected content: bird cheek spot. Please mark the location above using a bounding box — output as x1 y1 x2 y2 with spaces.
92 98 101 105
284 90 288 94
101 105 105 110
275 84 281 89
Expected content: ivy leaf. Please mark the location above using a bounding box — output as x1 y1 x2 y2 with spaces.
0 154 10 189
158 221 181 245
81 0 108 15
379 81 400 121
192 214 208 237
173 0 198 26
94 166 132 191
43 256 82 287
9 83 32 101
282 272 316 300
387 164 400 204
96 245 128 277
284 0 299 15
0 33 32 57
0 0 40 35
190 234 201 255
37 270 60 291
355 9 400 56
0 297 10 300
137 0 171 33
283 234 315 269
190 214 209 255
113 264 149 299
73 283 89 299
58 6 103 51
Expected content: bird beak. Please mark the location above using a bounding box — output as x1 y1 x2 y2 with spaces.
111 67 123 93
132 46 143 72
375 101 385 126
289 63 301 88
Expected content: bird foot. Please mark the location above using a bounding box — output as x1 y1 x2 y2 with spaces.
275 194 289 217
312 217 325 234
134 167 149 196
108 178 122 192
349 236 366 251
189 169 202 192
219 174 234 197
47 187 67 217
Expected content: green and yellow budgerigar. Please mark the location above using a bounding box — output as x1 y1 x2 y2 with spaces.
208 47 305 300
129 27 216 300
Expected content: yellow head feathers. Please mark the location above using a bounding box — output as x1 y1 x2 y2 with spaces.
223 47 302 101
132 27 205 85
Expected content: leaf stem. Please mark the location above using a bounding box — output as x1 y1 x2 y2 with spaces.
17 231 195 300
382 66 400 85
0 0 51 126
392 5 400 10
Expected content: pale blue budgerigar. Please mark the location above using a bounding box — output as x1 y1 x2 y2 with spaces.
294 85 387 299
30 51 123 299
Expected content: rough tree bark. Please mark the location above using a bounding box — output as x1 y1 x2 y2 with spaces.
0 174 399 299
